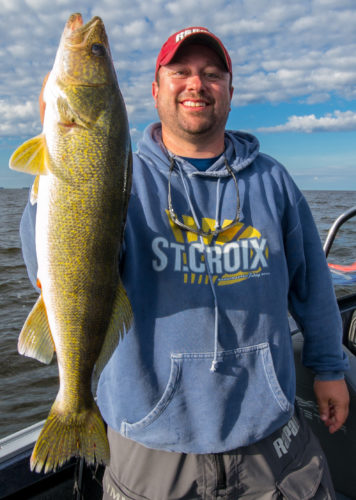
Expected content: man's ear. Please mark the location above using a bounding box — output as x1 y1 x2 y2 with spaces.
152 81 158 108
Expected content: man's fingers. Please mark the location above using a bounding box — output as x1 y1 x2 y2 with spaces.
313 379 350 433
328 403 349 433
317 398 331 423
39 72 50 125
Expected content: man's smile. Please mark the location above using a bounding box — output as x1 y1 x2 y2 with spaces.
180 100 208 108
179 95 212 109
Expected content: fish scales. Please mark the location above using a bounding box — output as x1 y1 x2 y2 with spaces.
9 13 132 473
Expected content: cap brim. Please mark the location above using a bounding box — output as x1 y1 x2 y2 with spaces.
178 34 229 71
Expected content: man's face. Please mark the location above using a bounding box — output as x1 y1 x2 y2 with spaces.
152 43 233 146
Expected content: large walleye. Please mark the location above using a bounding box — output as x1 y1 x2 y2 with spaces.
9 13 132 473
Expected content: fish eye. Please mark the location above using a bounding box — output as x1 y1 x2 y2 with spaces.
91 43 106 56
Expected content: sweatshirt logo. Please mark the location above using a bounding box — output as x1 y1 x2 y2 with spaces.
151 211 270 285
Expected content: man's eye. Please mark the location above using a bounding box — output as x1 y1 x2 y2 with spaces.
205 72 219 79
173 70 186 77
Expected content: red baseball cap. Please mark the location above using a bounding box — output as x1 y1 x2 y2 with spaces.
155 27 232 80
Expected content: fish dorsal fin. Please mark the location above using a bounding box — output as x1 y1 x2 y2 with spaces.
9 134 50 176
18 294 55 364
95 279 133 376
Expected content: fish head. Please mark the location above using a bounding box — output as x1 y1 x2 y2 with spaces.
38 11 131 177
54 13 117 87
10 13 131 186
42 13 123 134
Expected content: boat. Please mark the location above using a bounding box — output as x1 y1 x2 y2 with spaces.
292 206 356 500
1 207 355 500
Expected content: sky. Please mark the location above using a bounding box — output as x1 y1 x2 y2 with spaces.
1 0 356 190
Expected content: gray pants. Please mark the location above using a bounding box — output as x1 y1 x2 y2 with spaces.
102 406 335 500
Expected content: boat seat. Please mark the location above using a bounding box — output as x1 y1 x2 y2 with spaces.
293 332 356 499
346 310 356 353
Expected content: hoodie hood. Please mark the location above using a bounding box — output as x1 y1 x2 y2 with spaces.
136 122 260 177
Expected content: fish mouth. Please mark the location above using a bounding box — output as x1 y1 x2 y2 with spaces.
65 13 102 34
66 12 85 31
64 13 106 48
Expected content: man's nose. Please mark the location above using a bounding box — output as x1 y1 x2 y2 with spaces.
186 74 204 91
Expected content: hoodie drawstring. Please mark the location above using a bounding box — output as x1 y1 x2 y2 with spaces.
172 159 232 372
168 157 240 238
210 178 222 372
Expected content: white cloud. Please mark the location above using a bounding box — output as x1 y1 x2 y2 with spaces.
1 0 356 134
1 0 24 11
257 110 356 133
0 100 40 136
129 127 144 147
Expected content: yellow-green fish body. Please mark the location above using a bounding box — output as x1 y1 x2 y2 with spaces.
9 13 132 473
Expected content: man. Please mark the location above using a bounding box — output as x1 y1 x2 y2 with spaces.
22 27 349 499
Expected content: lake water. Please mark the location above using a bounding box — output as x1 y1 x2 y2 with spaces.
0 188 355 438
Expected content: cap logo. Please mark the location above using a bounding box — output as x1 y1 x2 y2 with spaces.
175 28 209 43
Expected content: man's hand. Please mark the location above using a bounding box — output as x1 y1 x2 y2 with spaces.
313 379 350 433
39 72 50 125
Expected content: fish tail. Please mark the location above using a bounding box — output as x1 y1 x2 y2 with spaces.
30 400 109 473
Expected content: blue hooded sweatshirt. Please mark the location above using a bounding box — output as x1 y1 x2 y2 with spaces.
20 123 348 454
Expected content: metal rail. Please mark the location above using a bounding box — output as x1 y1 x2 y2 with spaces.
323 206 356 257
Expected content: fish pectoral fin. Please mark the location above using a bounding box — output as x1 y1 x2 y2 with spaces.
30 176 40 205
95 279 133 376
9 134 50 175
18 294 55 364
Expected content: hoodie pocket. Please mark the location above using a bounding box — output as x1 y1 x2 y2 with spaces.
120 342 293 453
